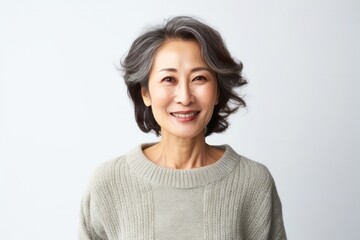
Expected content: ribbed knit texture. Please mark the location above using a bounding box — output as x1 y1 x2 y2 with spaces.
79 144 286 239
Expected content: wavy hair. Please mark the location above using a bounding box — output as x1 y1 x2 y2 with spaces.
121 16 247 136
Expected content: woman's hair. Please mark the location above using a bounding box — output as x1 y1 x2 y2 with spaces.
121 16 247 136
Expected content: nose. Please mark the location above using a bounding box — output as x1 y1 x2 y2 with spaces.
174 82 195 106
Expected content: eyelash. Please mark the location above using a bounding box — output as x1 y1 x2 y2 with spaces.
161 76 207 83
161 77 175 83
193 76 206 81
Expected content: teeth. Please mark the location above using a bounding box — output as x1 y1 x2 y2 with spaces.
172 112 197 118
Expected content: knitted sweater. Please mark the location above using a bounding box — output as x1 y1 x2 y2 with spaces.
79 144 286 240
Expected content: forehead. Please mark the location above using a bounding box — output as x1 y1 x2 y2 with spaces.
157 38 200 51
151 39 207 68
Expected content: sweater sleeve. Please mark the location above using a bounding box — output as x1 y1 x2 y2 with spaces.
79 158 126 240
79 189 106 240
246 165 287 240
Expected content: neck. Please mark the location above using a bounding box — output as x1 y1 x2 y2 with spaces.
145 132 221 169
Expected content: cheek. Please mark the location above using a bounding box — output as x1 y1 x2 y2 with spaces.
148 87 173 112
198 86 218 105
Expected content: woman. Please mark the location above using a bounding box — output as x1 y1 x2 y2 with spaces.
79 16 286 239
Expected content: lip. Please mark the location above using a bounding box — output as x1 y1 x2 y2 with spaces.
170 110 200 122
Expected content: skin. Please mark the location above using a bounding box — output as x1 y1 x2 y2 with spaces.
141 39 224 169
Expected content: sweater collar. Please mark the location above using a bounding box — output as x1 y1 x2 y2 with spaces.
125 143 241 188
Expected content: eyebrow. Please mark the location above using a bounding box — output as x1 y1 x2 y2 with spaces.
159 67 212 73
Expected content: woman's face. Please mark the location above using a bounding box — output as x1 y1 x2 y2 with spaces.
141 39 218 139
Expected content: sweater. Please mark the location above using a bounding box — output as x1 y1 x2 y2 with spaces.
79 144 286 240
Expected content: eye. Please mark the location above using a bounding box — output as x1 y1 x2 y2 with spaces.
161 76 175 85
161 76 175 83
192 75 207 82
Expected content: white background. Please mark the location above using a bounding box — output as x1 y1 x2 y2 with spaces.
1 0 359 239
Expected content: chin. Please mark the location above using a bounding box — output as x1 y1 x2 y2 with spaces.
162 128 206 139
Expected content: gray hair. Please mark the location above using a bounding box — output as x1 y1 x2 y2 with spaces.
121 16 247 136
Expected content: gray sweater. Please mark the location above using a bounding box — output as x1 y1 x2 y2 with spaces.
79 144 286 239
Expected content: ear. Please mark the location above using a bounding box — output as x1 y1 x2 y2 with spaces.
215 90 220 105
141 87 151 107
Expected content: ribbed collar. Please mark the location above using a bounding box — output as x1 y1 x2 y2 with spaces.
125 143 241 188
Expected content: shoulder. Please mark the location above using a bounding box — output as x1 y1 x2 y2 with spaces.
225 145 276 191
85 144 147 192
86 155 127 193
240 155 273 181
225 145 272 178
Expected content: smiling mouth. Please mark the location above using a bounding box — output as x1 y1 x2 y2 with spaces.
171 111 199 121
